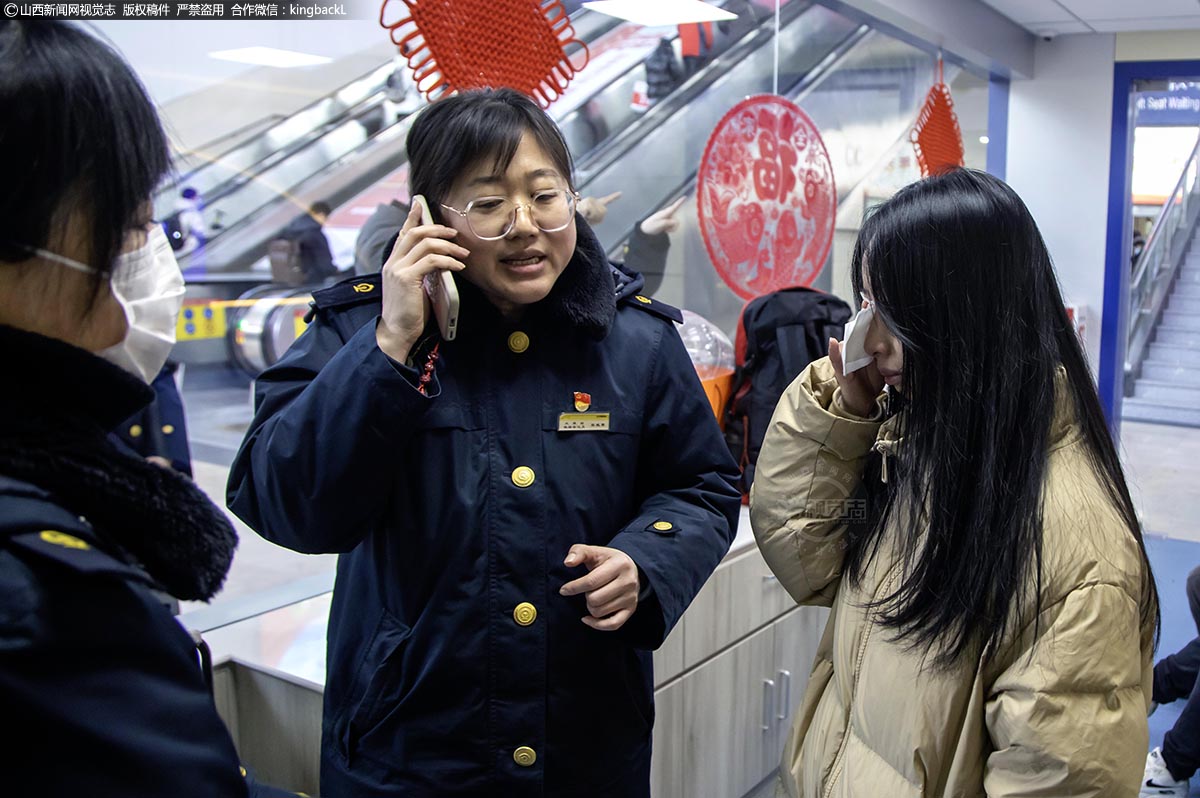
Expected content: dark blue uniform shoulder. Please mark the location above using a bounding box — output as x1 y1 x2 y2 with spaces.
0 476 154 587
617 292 684 324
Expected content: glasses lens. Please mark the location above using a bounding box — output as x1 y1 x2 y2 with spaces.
466 198 516 240
531 189 575 233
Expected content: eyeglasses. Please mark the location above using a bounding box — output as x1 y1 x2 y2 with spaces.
441 189 579 241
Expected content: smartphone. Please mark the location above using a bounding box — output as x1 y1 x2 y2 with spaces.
414 194 460 341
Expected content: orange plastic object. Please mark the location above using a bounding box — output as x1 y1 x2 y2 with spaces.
696 364 735 428
379 0 589 108
911 59 964 178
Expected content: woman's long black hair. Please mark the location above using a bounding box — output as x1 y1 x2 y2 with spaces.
845 168 1158 668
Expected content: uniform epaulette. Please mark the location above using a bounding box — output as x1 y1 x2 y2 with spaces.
0 484 156 586
619 293 683 324
305 274 384 322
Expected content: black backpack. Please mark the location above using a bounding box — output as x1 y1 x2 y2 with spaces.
723 287 852 498
267 238 306 286
162 212 188 251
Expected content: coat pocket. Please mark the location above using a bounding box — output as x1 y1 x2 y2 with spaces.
337 609 412 763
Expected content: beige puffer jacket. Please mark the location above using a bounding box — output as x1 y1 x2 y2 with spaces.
750 358 1155 798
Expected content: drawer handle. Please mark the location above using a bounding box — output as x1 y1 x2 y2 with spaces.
777 669 792 720
762 678 775 732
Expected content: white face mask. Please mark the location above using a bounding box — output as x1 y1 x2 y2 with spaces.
840 299 876 374
34 226 186 383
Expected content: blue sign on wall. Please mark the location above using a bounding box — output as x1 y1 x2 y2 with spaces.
1135 84 1200 127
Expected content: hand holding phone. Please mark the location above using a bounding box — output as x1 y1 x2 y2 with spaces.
414 195 460 341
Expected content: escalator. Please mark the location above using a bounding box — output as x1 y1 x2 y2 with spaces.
175 0 802 276
222 3 946 372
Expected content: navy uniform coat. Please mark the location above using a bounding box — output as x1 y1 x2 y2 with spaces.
0 325 300 798
227 219 740 797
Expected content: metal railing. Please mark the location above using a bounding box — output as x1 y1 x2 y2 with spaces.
1126 128 1200 387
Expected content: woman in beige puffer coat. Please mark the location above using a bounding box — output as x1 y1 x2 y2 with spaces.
751 169 1158 798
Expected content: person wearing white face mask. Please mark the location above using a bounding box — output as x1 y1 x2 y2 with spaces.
0 20 304 798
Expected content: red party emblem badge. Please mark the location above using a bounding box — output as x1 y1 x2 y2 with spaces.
573 392 591 412
697 96 836 300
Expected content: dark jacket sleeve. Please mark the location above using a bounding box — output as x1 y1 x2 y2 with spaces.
300 227 337 281
226 311 439 553
607 318 740 649
623 226 670 296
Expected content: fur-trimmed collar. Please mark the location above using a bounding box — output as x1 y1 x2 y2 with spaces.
0 325 237 601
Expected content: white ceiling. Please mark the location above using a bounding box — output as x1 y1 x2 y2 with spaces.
979 0 1200 35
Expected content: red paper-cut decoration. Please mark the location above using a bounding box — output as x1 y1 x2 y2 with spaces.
379 0 589 108
911 58 965 177
697 95 836 300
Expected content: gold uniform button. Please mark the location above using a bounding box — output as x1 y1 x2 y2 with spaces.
513 602 537 626
162 424 175 435
129 424 143 438
513 746 537 767
239 766 247 778
511 466 535 488
507 331 530 353
652 521 674 532
635 295 652 304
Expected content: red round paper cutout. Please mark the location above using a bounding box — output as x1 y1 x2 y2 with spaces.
697 95 836 300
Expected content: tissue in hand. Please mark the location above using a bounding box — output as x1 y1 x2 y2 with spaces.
840 303 875 374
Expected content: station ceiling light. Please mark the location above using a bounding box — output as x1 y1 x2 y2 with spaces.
208 46 333 69
582 0 736 26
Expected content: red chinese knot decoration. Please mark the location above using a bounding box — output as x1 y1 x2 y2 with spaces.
911 59 964 177
379 0 589 108
697 96 836 300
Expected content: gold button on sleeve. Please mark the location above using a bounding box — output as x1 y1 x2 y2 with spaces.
653 521 673 532
129 424 143 438
511 466 535 488
162 424 175 435
513 746 537 767
507 331 530 353
513 602 537 626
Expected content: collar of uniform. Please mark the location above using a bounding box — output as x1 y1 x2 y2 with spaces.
0 323 152 429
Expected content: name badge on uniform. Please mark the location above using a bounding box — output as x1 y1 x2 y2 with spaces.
558 412 611 432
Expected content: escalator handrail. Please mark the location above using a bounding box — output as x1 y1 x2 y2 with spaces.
576 0 813 180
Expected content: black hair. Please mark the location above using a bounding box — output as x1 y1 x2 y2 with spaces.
0 21 170 288
406 87 574 222
310 201 333 217
845 168 1158 668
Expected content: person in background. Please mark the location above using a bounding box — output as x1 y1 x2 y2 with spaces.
622 196 686 297
0 19 300 798
228 87 739 797
752 168 1158 797
353 197 410 276
643 37 683 105
112 361 193 477
678 20 714 77
1142 565 1200 797
279 200 338 284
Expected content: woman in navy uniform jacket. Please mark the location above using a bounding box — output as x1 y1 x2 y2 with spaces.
0 20 298 798
227 88 741 797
